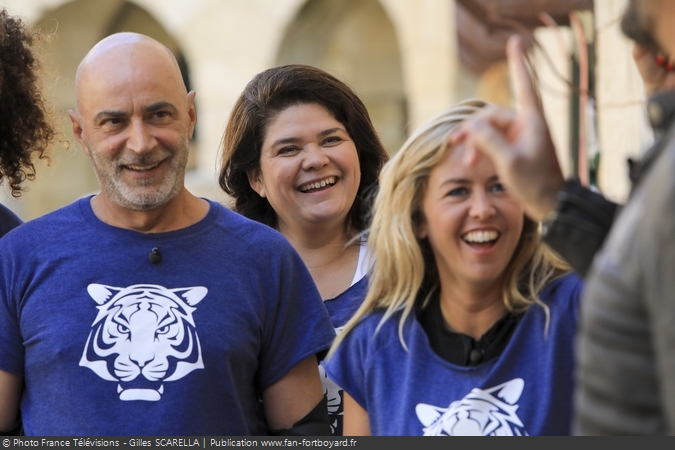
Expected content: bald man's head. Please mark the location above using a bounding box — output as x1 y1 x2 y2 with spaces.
69 32 197 212
74 32 187 113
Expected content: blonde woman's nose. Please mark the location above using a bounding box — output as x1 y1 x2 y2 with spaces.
469 190 496 220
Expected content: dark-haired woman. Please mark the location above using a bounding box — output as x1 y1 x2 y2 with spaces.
219 64 388 435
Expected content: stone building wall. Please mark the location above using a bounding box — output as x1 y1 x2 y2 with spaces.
0 0 459 220
0 0 648 218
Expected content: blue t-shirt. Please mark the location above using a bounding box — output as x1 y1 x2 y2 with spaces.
0 204 22 238
324 275 368 330
320 275 368 435
0 197 336 436
323 274 584 436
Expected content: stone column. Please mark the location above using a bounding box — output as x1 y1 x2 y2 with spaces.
379 0 456 129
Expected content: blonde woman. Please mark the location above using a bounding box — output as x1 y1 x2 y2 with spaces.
323 101 583 436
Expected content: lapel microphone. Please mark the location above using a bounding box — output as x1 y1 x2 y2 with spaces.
149 247 162 264
148 234 163 265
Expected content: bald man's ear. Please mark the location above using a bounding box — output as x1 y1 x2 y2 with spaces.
68 110 90 156
187 91 197 139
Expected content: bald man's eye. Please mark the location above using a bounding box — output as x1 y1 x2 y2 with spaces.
151 111 171 120
101 118 123 127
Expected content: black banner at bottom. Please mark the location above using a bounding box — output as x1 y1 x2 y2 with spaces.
2 436 672 450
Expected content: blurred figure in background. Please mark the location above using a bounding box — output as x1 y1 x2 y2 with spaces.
0 8 55 239
454 0 675 435
220 64 389 435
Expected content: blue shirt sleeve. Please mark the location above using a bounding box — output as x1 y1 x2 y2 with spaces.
322 316 375 410
256 238 336 391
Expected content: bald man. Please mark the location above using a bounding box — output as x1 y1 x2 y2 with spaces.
0 33 335 436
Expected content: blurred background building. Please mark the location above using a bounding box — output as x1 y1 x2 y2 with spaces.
0 0 653 220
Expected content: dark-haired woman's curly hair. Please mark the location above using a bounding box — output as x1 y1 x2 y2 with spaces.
0 9 55 197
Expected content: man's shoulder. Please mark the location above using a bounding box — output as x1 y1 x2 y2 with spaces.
210 201 293 249
0 200 87 272
0 198 85 245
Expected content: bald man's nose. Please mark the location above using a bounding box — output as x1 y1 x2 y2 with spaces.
127 120 157 154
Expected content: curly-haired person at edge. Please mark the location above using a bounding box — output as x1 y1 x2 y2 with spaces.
0 9 55 239
0 32 335 436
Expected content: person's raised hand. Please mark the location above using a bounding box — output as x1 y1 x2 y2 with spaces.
450 34 564 222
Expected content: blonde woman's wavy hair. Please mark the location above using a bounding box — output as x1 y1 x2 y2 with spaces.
330 100 569 354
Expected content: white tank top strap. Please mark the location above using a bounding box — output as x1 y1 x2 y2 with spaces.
350 234 372 287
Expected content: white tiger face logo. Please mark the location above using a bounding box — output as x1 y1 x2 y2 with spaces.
416 379 528 436
79 283 208 401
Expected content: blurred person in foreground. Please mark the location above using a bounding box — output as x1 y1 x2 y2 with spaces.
0 32 334 436
219 64 389 435
0 9 55 239
453 0 675 435
324 101 583 436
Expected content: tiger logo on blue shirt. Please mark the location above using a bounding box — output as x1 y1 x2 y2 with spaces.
415 378 528 436
79 283 208 401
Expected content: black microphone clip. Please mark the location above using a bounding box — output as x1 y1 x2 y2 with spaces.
148 247 162 265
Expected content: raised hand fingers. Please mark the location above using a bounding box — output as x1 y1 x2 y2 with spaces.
506 34 542 113
450 104 516 145
462 115 514 168
451 106 517 169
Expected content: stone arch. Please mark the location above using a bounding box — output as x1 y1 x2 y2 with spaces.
276 0 407 154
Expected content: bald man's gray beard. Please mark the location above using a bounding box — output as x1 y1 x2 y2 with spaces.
87 144 189 211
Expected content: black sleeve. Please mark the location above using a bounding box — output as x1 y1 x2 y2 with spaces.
268 396 331 436
542 179 619 278
0 418 22 436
